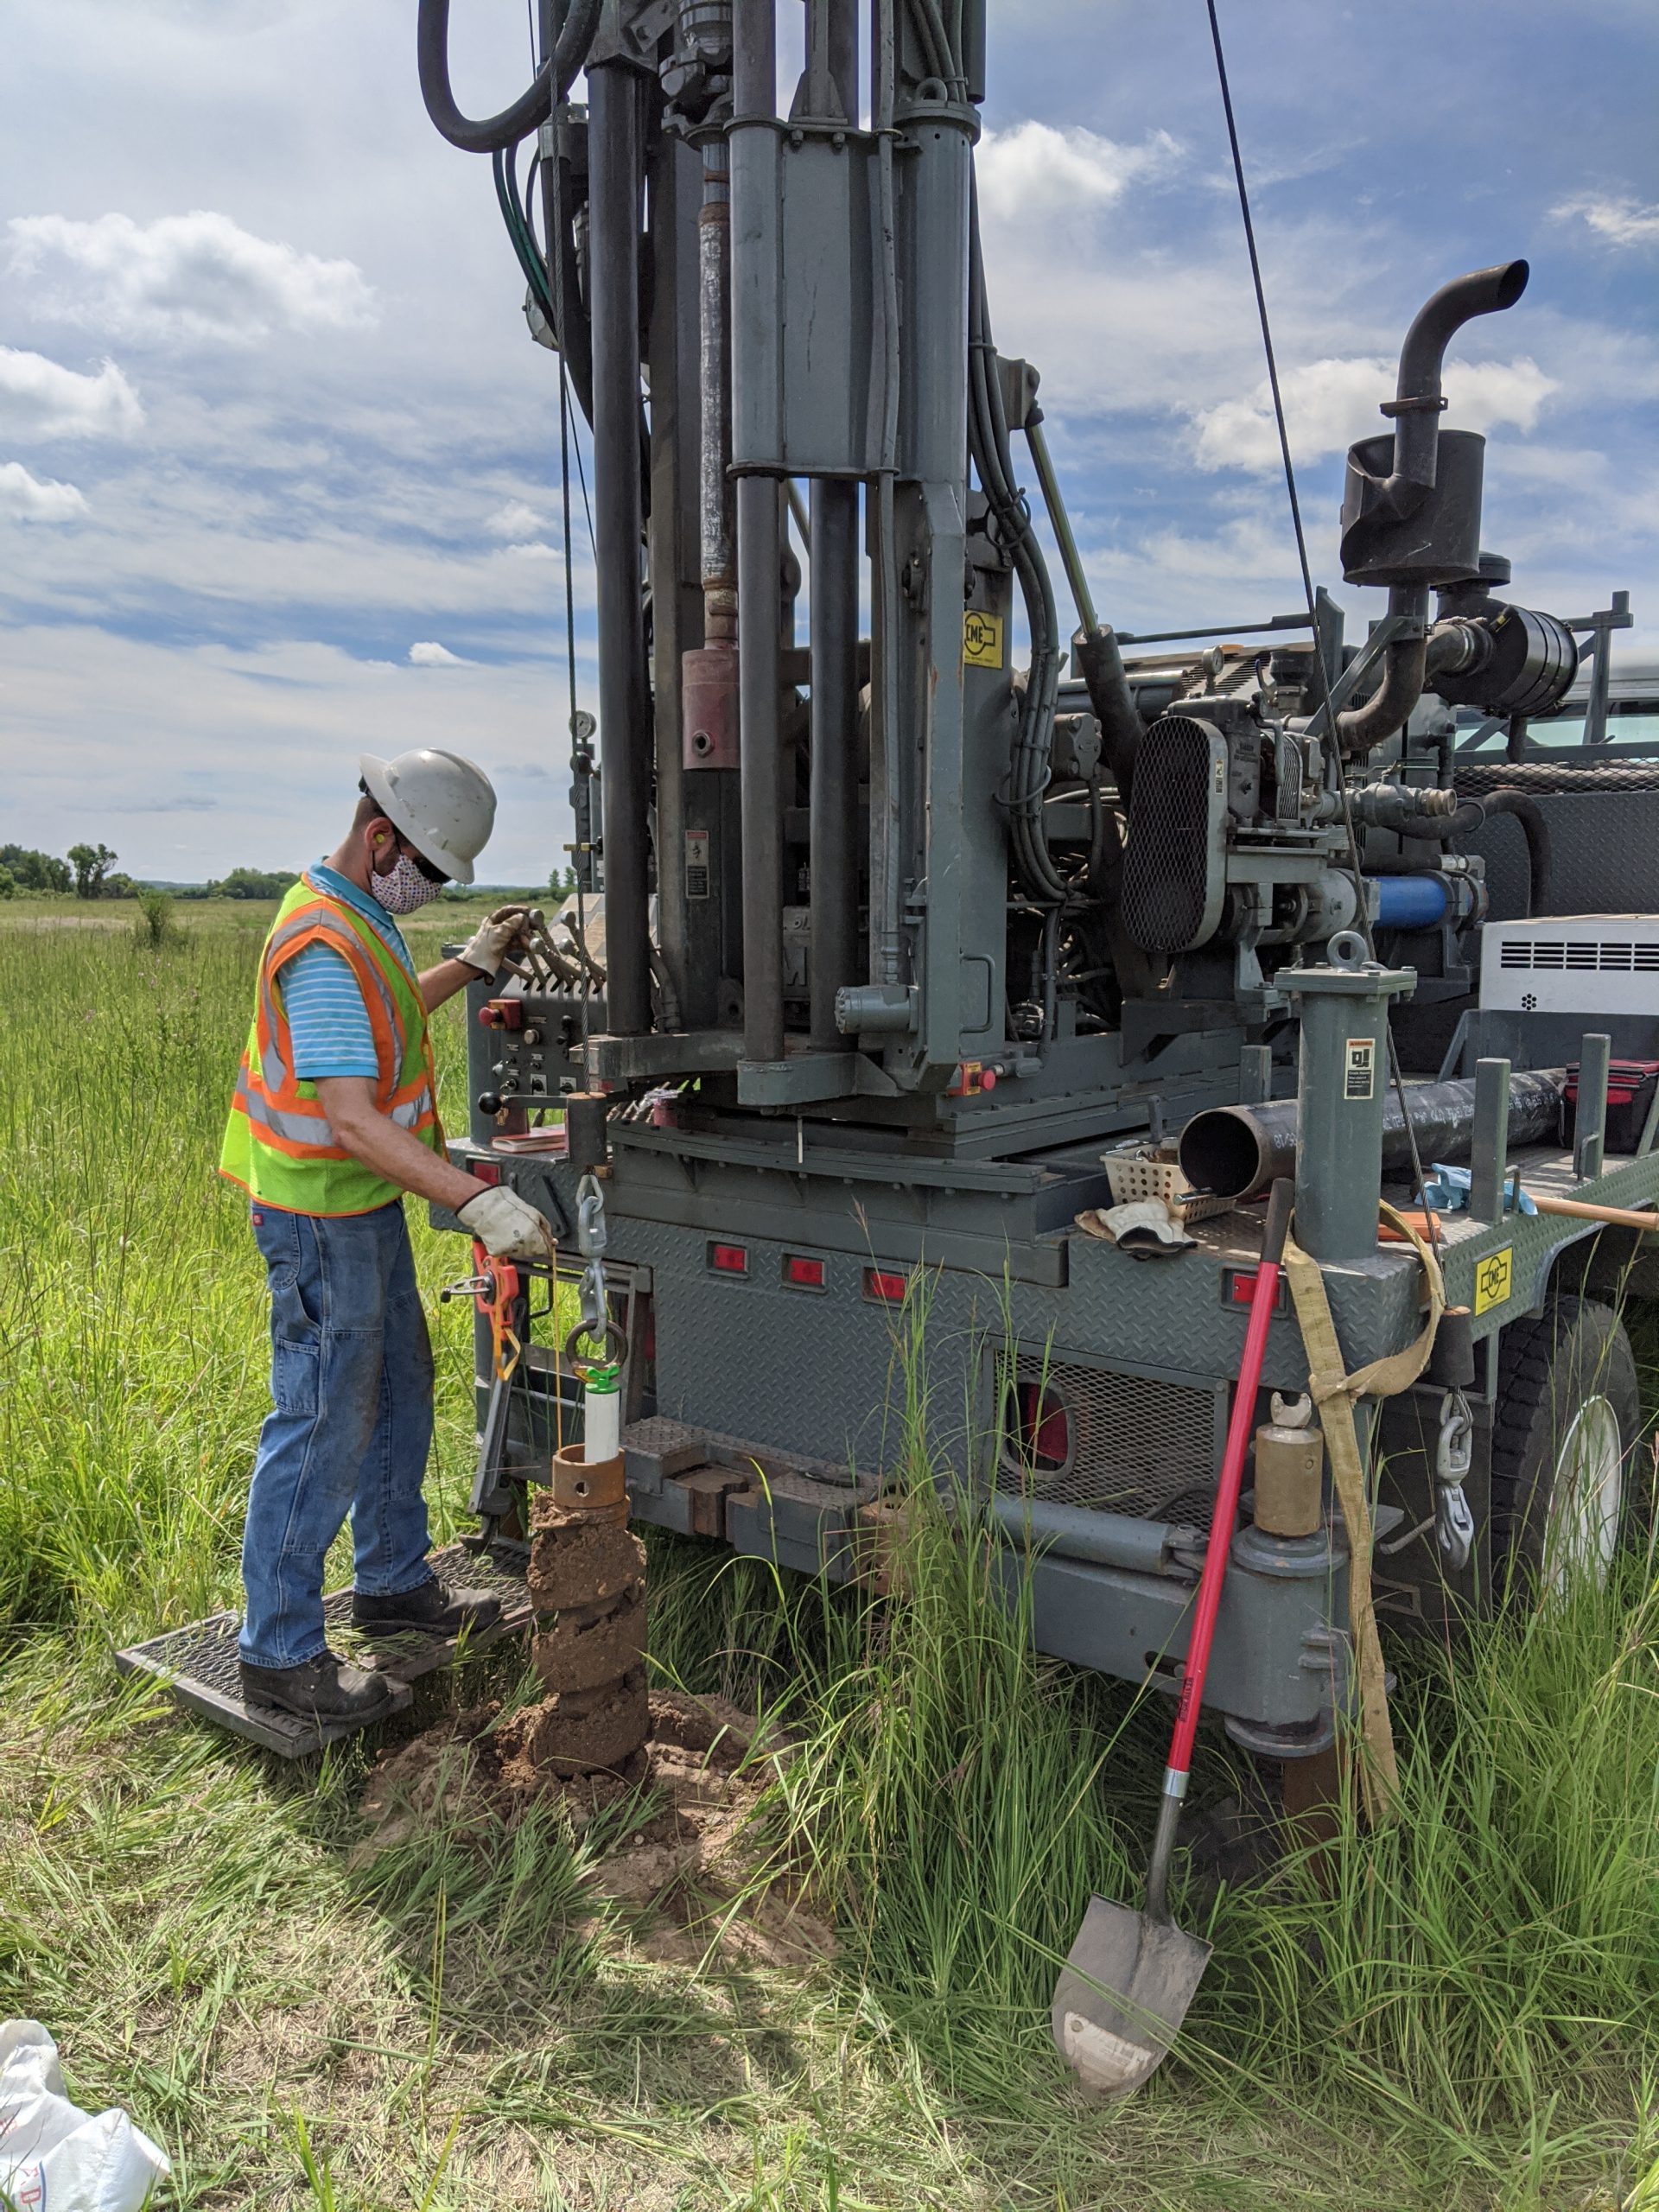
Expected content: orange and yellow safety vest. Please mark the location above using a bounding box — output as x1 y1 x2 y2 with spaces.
219 873 443 1216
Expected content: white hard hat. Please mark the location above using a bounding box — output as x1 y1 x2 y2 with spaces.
358 748 496 884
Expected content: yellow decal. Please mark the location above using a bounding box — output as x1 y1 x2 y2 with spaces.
1474 1246 1513 1316
963 609 1004 669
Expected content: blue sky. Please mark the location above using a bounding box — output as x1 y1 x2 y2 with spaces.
1 0 1655 882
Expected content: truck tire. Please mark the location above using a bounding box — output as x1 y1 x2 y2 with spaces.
1490 1294 1646 1604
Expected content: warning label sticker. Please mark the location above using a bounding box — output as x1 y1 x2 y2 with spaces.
685 829 710 901
1475 1247 1514 1316
1344 1037 1376 1102
963 609 1004 669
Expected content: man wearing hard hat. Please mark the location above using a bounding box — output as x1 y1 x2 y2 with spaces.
220 749 557 1724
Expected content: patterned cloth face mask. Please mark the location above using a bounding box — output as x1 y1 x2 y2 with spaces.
370 850 445 915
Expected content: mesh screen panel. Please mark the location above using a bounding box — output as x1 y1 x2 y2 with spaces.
1121 715 1220 951
997 1356 1219 1528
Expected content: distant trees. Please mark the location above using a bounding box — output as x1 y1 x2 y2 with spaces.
67 842 120 899
1 844 73 894
199 867 299 900
548 864 579 900
0 843 303 903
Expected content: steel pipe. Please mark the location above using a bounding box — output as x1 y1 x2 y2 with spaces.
1179 1069 1567 1205
809 479 861 1047
986 1494 1200 1582
733 0 785 1062
588 62 652 1036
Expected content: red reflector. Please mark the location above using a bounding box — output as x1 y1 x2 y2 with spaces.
473 1160 502 1185
710 1242 748 1274
1230 1268 1258 1305
785 1255 825 1289
865 1267 909 1303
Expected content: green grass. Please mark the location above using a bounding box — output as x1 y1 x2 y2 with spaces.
3 899 1659 2209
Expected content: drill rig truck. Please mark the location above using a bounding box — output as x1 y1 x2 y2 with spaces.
411 0 1657 1760
122 0 1659 2006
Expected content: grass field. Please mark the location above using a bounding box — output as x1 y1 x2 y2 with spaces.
3 894 1659 2210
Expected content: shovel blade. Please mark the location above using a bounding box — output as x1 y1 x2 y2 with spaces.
1052 1895 1212 2098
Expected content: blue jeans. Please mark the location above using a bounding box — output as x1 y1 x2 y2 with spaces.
239 1199 435 1669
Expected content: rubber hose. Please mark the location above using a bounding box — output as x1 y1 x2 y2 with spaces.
417 0 598 154
1476 787 1553 915
1073 628 1143 804
1455 760 1659 796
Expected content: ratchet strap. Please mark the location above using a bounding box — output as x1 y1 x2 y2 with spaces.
1281 1201 1446 1820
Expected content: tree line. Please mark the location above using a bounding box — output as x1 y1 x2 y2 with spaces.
1 846 584 902
0 845 302 902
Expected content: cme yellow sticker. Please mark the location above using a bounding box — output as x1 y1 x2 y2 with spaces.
1474 1247 1513 1315
963 609 1004 668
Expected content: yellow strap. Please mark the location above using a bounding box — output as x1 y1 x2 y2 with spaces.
1279 1198 1443 1821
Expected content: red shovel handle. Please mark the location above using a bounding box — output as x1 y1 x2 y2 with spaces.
1166 1177 1294 1782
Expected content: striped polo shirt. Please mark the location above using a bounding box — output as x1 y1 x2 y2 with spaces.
279 862 416 1081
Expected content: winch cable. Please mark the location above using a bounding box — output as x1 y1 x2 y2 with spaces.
1205 0 1442 1253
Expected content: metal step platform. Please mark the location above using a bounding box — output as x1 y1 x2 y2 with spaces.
114 1541 532 1758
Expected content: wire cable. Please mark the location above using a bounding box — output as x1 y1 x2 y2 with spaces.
1205 0 1440 1250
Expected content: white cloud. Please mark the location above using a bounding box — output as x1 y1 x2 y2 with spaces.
1552 196 1659 249
976 122 1180 222
1192 354 1559 473
7 210 377 344
486 499 542 538
502 539 558 560
0 349 143 441
408 639 469 666
0 462 88 522
0 628 588 884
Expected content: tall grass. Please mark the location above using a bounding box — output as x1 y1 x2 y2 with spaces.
649 1288 1659 2198
3 899 1659 2208
0 904 481 1643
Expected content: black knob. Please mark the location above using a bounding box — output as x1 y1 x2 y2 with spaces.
476 1091 502 1116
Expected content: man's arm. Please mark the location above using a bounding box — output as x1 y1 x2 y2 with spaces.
418 957 486 1014
420 906 536 1012
315 1077 489 1211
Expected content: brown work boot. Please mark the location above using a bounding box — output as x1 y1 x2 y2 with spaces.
352 1575 502 1638
240 1649 395 1722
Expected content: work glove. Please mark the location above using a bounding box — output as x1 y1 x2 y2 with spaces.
457 1184 557 1263
457 906 532 978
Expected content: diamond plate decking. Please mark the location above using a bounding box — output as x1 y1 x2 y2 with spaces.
115 1540 532 1758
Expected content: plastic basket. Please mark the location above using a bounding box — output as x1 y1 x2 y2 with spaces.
1102 1150 1232 1223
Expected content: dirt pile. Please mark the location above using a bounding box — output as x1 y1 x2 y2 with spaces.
359 1689 835 1966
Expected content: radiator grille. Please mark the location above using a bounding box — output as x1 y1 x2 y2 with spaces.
1497 938 1659 971
1120 715 1221 951
997 1356 1219 1528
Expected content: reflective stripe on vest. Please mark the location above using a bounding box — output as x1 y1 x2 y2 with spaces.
219 874 443 1216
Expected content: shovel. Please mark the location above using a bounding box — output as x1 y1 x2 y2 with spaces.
1052 1176 1295 2096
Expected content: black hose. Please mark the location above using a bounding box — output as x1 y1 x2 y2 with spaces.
417 0 598 154
1455 760 1659 795
967 175 1065 905
1476 787 1553 914
1073 627 1143 804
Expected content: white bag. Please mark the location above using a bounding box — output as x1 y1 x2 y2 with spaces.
0 2021 170 2212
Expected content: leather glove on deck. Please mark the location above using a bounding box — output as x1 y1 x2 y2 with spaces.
457 1185 557 1263
457 906 531 977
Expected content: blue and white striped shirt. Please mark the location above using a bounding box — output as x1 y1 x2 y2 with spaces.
279 862 416 1081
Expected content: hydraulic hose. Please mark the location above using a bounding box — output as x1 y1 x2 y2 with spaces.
417 0 598 154
967 177 1065 905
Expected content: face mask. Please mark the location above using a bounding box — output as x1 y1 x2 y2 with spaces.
370 851 444 915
